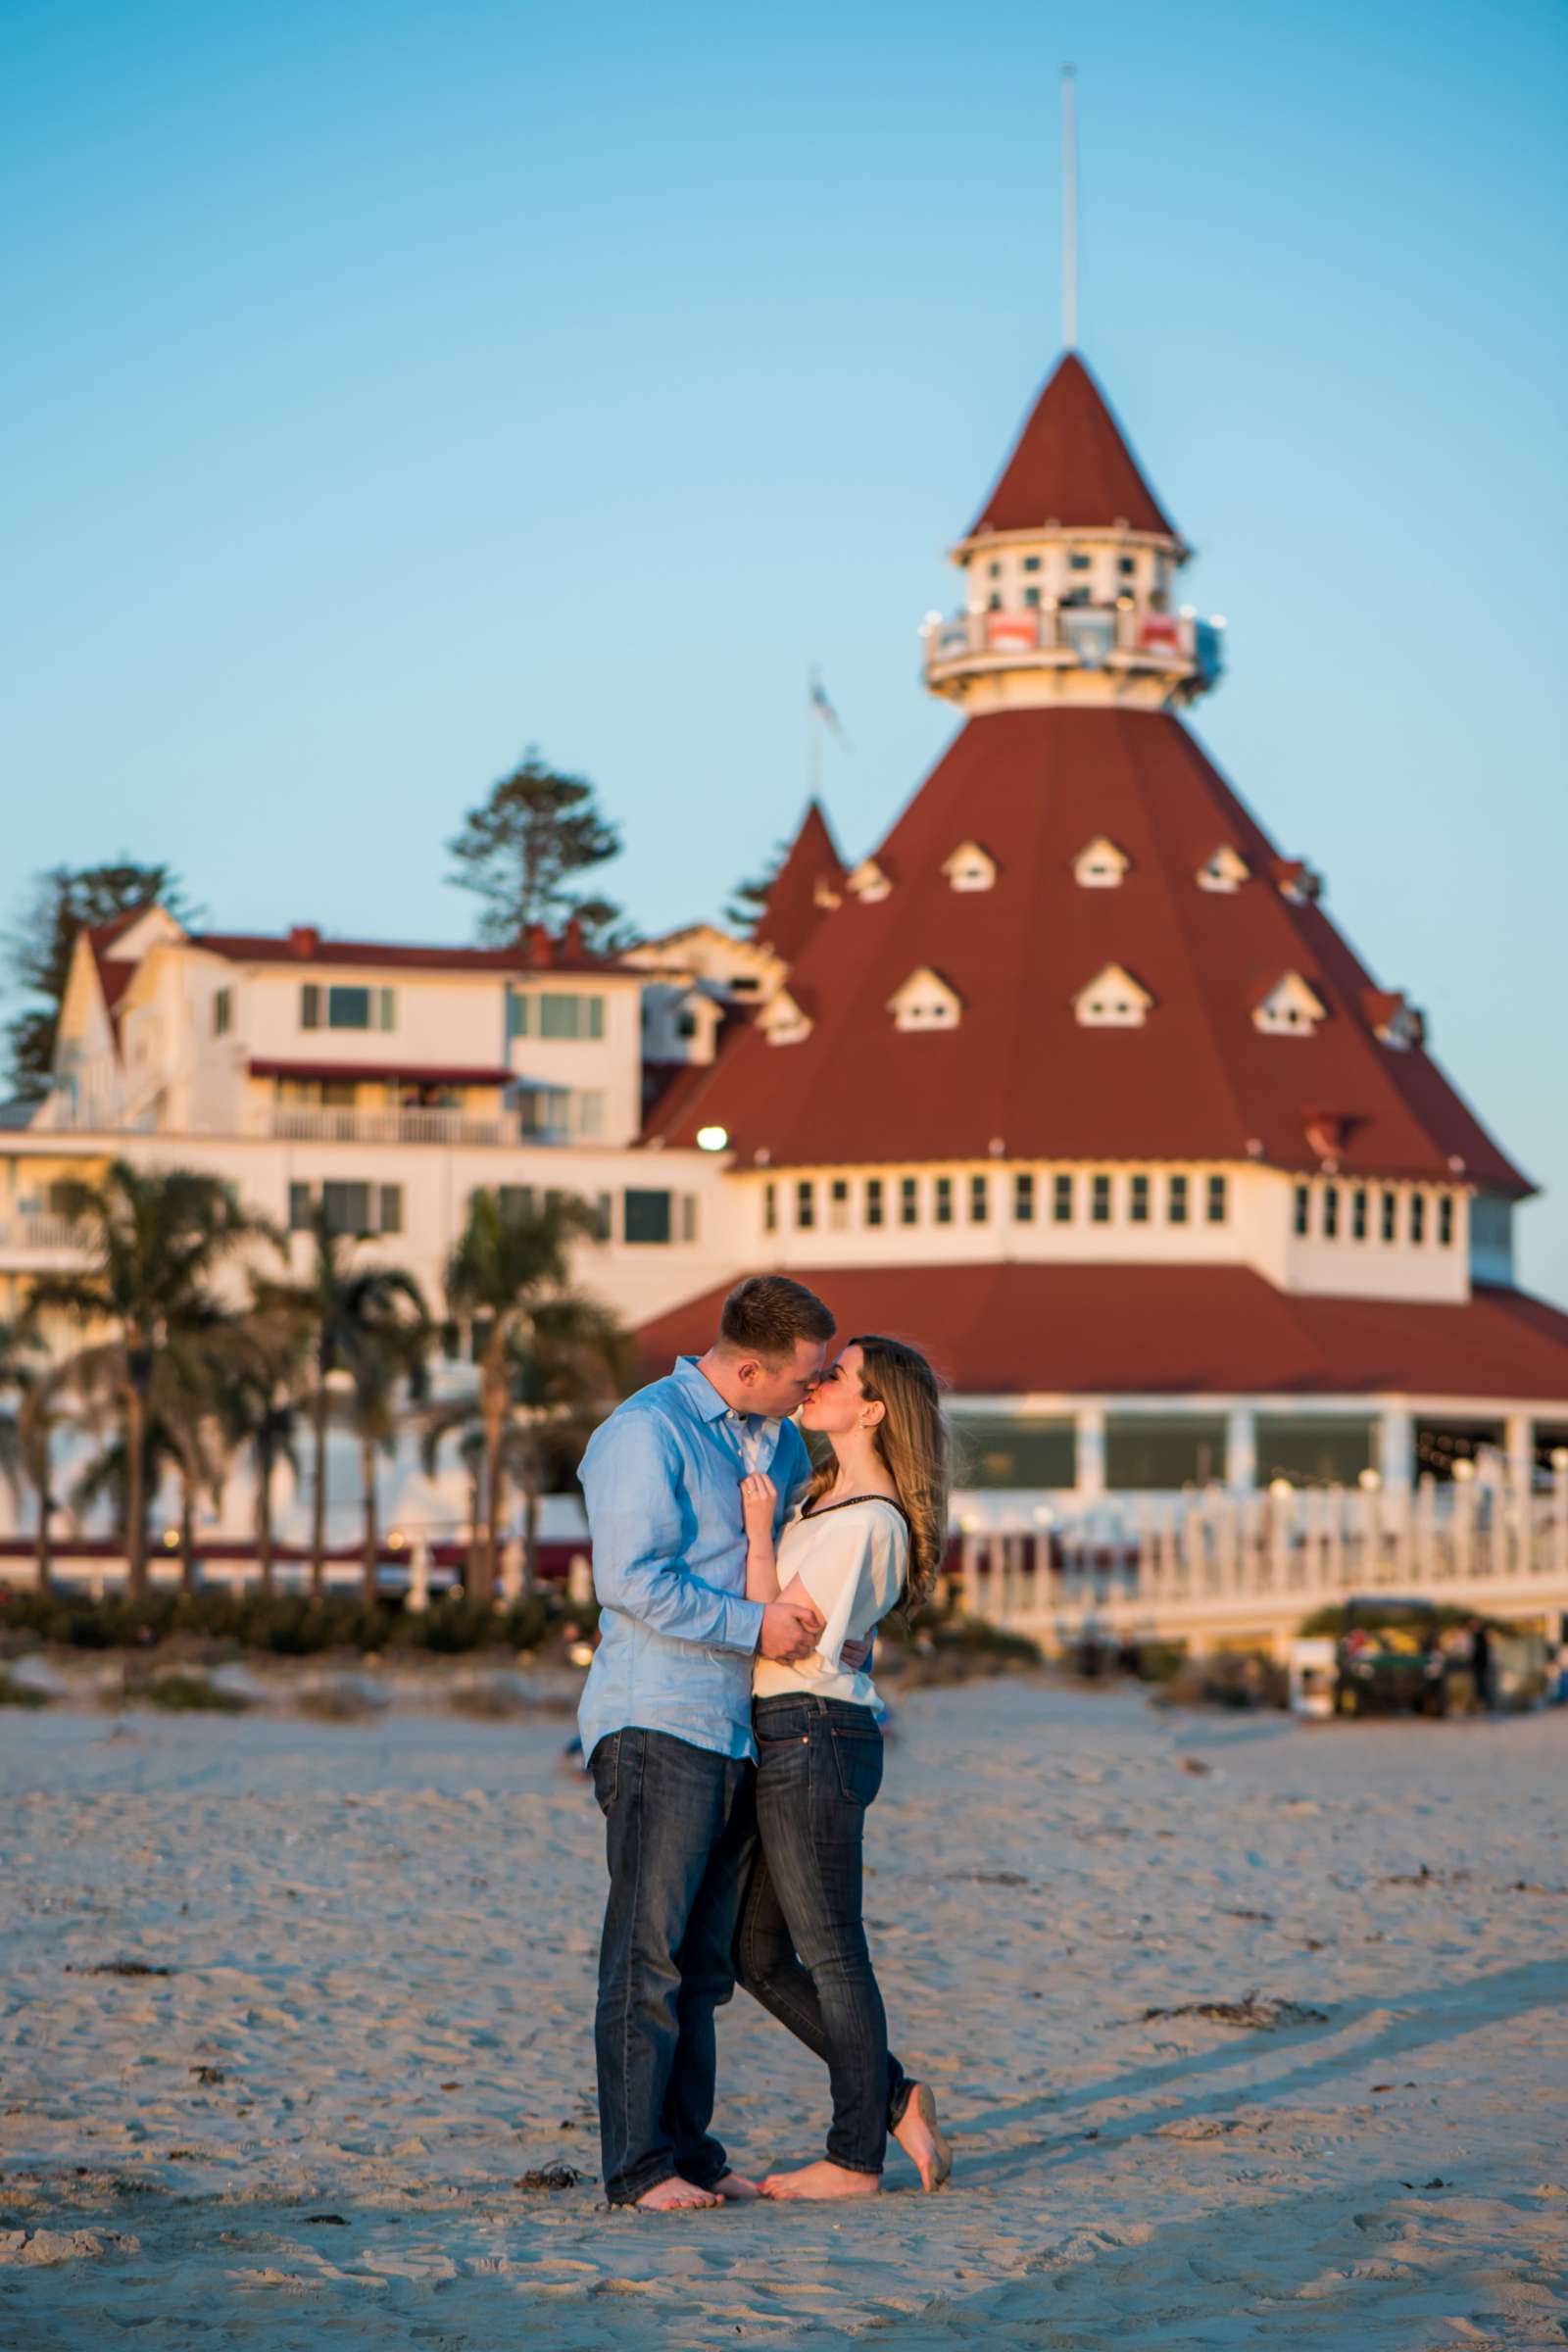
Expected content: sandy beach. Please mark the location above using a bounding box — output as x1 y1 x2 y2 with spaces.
2 1677 1565 2350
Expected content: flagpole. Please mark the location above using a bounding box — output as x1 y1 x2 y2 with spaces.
1061 64 1078 350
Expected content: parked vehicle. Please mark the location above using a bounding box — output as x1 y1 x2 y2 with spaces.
1334 1595 1447 1717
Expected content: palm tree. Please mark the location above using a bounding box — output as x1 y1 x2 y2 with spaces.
341 1308 429 1608
25 1162 270 1600
442 1190 623 1605
261 1205 427 1597
214 1310 304 1595
0 1323 63 1592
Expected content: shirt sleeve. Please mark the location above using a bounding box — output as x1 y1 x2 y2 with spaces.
792 1513 886 1672
581 1410 765 1655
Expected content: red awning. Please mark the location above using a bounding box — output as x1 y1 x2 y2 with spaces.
249 1059 514 1087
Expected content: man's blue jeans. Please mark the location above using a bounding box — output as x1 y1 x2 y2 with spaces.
589 1727 754 2205
733 1692 909 2174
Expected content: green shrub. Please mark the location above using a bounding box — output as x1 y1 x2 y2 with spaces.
0 1671 51 1708
122 1673 251 1714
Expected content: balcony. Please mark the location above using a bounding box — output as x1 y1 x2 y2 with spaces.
0 1213 92 1264
923 603 1224 698
268 1105 516 1147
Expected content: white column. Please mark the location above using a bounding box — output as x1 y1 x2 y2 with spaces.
1504 1413 1534 1577
1075 1404 1106 1504
1225 1405 1256 1494
1378 1407 1414 1494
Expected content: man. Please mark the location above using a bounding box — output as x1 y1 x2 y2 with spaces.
579 1274 835 2211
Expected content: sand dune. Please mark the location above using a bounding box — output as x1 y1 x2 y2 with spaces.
2 1680 1564 2348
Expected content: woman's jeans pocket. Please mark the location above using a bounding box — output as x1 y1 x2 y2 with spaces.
829 1723 883 1808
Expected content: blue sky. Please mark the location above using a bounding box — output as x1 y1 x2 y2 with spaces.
4 0 1566 1296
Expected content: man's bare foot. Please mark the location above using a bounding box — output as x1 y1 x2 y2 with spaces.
633 2175 722 2211
711 2171 761 2200
892 2082 954 2192
759 2160 880 2201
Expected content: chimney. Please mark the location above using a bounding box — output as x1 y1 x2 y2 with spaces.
560 912 585 962
524 921 554 968
288 925 320 958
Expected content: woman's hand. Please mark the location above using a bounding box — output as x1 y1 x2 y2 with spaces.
741 1471 777 1539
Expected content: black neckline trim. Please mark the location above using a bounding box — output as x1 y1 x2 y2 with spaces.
800 1493 908 1526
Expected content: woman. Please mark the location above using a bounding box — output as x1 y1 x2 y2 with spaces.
736 1335 954 2200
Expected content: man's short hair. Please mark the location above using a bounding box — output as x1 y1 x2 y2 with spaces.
718 1274 835 1359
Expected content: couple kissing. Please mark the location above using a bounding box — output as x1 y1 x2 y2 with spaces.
578 1273 954 2210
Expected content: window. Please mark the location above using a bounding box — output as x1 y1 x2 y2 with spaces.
1022 556 1041 573
763 1181 777 1234
1069 551 1091 571
1091 1173 1111 1224
1118 555 1136 575
519 1088 572 1140
677 1011 697 1039
507 992 529 1040
970 1174 989 1222
1255 1416 1374 1488
955 1415 1075 1489
288 1181 313 1231
829 1179 850 1233
1294 1183 1310 1237
329 987 371 1031
1252 972 1326 1036
540 993 606 1042
577 1091 606 1140
934 1176 954 1226
378 1184 403 1236
322 1181 372 1236
1072 840 1131 891
1013 1171 1035 1223
1439 1193 1453 1248
942 843 997 893
1381 1188 1397 1243
1323 1183 1340 1239
1206 1173 1228 1224
624 1190 672 1245
865 1177 885 1228
889 967 962 1030
796 1180 816 1230
301 983 320 1030
1130 1173 1150 1224
1410 1192 1427 1245
213 988 232 1037
1054 1172 1074 1223
1023 586 1041 610
1073 962 1151 1025
1351 1185 1368 1241
1168 1173 1189 1225
499 1184 536 1222
1106 1416 1227 1491
1197 845 1250 893
900 1176 918 1227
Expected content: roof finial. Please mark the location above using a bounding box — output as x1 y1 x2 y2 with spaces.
1061 64 1078 351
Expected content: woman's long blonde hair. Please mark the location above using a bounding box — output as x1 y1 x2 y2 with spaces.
804 1335 951 1617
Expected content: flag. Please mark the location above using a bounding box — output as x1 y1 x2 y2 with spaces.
809 670 848 743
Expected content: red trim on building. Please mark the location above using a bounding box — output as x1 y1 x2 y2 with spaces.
636 1266 1568 1404
249 1059 514 1088
193 932 627 975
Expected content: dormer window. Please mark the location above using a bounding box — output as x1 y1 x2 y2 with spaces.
1074 963 1152 1028
846 858 892 905
888 966 962 1032
1197 845 1250 894
1271 858 1323 906
760 989 812 1047
812 876 842 910
1364 989 1426 1050
1073 837 1130 890
943 841 997 894
1253 972 1327 1036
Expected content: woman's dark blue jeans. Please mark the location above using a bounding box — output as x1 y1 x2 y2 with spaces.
735 1692 909 2175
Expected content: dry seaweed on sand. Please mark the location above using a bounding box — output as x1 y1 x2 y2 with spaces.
1142 1991 1328 2030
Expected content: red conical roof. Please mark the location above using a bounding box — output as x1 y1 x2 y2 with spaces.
967 353 1179 541
646 708 1530 1197
754 798 844 962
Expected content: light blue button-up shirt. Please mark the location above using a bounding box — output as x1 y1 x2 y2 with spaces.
577 1356 812 1765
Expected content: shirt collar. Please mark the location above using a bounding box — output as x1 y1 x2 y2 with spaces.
674 1353 742 1423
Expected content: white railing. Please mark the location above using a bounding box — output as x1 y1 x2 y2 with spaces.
267 1106 518 1147
0 1214 93 1255
923 604 1224 685
956 1467 1568 1642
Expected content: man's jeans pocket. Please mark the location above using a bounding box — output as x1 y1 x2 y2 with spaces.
589 1732 620 1816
